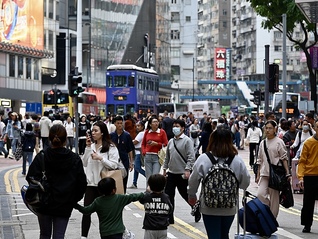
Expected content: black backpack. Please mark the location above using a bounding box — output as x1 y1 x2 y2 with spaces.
22 134 35 151
202 152 238 208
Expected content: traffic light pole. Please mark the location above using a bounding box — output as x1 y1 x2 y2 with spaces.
282 14 287 119
264 45 270 114
73 96 79 154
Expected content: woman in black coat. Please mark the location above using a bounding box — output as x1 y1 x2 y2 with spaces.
198 122 213 153
26 124 87 238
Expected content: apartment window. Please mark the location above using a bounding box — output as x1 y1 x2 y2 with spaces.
34 59 39 80
171 48 180 58
297 60 300 65
18 56 23 77
274 31 282 39
171 30 180 40
171 12 180 22
171 0 177 3
49 30 54 50
223 21 227 28
26 58 31 79
186 16 191 22
171 65 180 75
56 1 59 20
274 45 282 51
49 0 54 19
295 32 300 38
223 9 227 15
9 55 15 77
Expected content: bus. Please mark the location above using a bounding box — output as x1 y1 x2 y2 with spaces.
106 64 159 117
157 102 188 118
188 101 221 119
42 90 98 116
272 92 300 119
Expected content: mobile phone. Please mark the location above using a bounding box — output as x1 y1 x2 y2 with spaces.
86 129 92 138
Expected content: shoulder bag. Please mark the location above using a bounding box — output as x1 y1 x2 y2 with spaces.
22 151 50 214
264 140 287 191
100 152 126 194
173 139 188 164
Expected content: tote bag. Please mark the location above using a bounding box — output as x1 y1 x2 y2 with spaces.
100 168 125 194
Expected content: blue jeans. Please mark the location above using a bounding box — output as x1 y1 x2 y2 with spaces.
132 154 145 186
22 151 33 174
0 141 8 156
234 132 241 148
37 213 69 239
144 154 161 183
202 214 235 239
11 138 18 154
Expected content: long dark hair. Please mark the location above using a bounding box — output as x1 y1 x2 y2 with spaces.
49 124 67 147
206 127 237 158
93 121 113 153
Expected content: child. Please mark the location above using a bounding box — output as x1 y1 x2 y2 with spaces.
21 123 36 175
74 177 144 239
139 174 173 239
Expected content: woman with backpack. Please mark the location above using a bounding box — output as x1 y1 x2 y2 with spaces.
187 127 250 239
21 123 36 175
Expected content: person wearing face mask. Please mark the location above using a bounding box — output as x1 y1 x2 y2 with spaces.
162 119 200 224
290 120 313 159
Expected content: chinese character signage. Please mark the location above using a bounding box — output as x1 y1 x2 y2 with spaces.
214 48 227 80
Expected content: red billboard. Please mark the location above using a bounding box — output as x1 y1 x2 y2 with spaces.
214 47 226 80
0 0 44 50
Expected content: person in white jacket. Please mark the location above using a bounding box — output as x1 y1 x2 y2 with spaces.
80 120 120 239
39 111 52 150
246 120 263 168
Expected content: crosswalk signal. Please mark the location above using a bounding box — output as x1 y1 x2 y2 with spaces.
269 63 279 93
251 90 261 105
68 70 84 97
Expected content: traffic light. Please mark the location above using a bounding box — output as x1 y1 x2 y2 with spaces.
251 90 261 105
68 70 84 97
269 63 279 93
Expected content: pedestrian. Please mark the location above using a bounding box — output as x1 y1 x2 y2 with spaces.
21 123 36 176
64 116 75 151
124 113 137 140
78 114 91 155
238 115 246 150
163 119 200 224
297 120 318 233
81 120 121 239
26 124 87 239
5 112 21 158
110 116 135 193
255 120 291 218
139 174 173 239
198 122 212 153
75 177 144 239
129 121 146 189
189 118 201 154
188 127 250 239
141 116 168 182
31 114 40 154
290 119 313 159
0 115 9 158
246 120 262 169
162 111 174 140
39 111 52 151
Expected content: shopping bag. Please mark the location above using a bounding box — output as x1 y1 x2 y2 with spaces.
158 146 167 166
100 168 125 194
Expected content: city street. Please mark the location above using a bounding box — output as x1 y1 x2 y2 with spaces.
0 148 318 239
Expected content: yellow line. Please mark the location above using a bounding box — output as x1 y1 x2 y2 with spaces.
4 168 16 193
12 168 21 193
133 201 207 238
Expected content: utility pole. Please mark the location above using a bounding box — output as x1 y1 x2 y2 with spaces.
282 14 287 119
264 45 270 113
192 58 195 101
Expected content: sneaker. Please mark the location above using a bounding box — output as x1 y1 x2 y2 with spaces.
8 154 14 159
128 184 137 189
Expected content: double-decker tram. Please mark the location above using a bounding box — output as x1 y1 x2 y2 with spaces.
106 64 159 117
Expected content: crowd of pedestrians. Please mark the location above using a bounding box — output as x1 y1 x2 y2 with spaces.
2 108 318 238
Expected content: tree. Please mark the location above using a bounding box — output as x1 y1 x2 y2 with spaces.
247 0 318 112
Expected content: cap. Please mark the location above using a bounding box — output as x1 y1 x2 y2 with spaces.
11 112 18 116
80 114 86 119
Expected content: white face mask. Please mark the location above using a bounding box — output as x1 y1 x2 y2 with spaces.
302 125 309 131
173 127 181 136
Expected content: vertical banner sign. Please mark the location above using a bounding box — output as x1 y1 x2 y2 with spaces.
310 46 318 69
225 48 231 81
214 48 226 80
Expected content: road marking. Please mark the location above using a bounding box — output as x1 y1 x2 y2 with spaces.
4 168 16 193
12 213 33 217
167 232 177 238
12 168 21 193
277 228 303 239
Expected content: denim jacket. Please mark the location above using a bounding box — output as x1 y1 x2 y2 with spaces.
6 120 21 139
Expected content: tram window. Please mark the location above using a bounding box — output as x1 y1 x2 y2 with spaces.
128 76 135 87
116 105 125 115
138 79 142 90
114 76 126 87
107 76 113 87
126 104 135 114
107 104 114 115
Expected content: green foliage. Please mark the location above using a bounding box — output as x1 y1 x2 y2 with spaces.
247 0 316 39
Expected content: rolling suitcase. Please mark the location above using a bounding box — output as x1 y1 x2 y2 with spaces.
235 190 278 239
291 158 302 193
